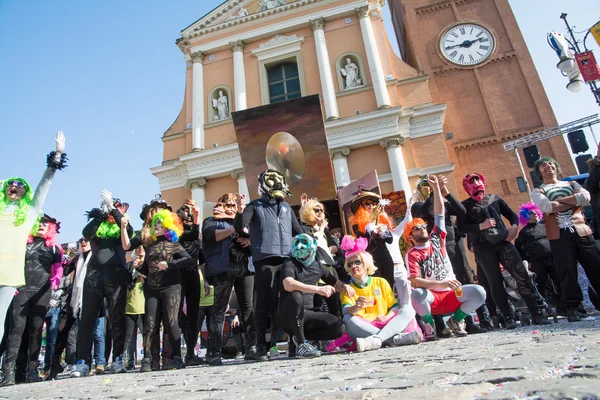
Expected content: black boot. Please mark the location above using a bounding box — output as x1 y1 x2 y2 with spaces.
45 355 63 381
233 333 245 359
14 363 27 384
244 332 257 361
567 307 582 323
464 315 484 334
256 344 268 362
478 320 494 332
206 352 222 366
27 361 42 383
0 362 16 387
531 313 551 325
504 316 517 330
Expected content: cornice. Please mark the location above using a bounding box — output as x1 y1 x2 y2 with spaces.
415 0 482 15
432 52 516 76
406 163 455 178
453 126 545 151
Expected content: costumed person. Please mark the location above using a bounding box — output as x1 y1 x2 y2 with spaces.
298 195 343 317
0 131 66 343
0 215 63 386
350 189 412 307
458 173 550 328
407 175 487 340
531 157 600 321
411 175 488 334
124 246 145 370
234 169 303 361
45 237 91 380
202 193 255 365
121 210 193 372
139 197 173 370
278 234 351 358
70 192 134 378
340 237 421 353
514 202 561 308
584 142 600 237
175 199 204 366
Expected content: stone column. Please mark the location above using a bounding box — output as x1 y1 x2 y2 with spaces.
356 6 391 109
191 51 205 150
310 17 339 120
187 178 207 222
380 138 410 193
231 170 250 199
330 147 351 188
230 40 248 111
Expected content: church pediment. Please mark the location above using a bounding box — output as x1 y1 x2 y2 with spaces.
182 0 303 37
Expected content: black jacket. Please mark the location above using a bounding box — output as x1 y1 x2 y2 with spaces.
24 237 60 290
82 208 134 270
515 222 553 261
414 193 467 244
459 194 518 246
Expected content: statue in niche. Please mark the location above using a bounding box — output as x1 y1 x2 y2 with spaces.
212 90 229 121
340 57 362 89
259 0 287 12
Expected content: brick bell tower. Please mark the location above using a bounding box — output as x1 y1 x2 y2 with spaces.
388 0 575 209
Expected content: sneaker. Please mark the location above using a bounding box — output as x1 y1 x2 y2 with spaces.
69 360 89 378
355 335 382 352
504 316 518 330
447 318 468 337
478 320 494 332
139 358 152 373
567 307 582 323
185 355 204 366
110 357 127 374
125 361 135 371
95 365 105 375
296 342 321 358
206 354 223 366
255 345 268 362
531 314 551 325
172 356 185 369
392 330 421 346
267 346 282 360
244 345 257 361
422 322 437 342
585 307 600 316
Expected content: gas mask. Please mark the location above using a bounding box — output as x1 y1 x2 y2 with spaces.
213 193 237 220
258 169 290 200
292 233 317 266
463 173 486 202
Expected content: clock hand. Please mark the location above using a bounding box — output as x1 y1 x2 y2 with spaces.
444 43 462 50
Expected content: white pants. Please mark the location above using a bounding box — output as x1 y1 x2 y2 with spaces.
393 263 411 306
0 286 17 341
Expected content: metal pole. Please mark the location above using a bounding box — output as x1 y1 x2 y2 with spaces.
590 123 599 148
514 148 533 201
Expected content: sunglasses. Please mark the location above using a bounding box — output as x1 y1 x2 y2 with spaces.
362 201 376 207
412 224 427 232
313 208 324 214
348 259 362 267
6 180 26 188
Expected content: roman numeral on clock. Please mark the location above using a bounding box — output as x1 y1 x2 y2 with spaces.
476 31 483 37
458 54 464 63
459 27 466 35
480 45 490 51
449 50 458 59
481 38 489 42
469 55 475 63
451 32 459 38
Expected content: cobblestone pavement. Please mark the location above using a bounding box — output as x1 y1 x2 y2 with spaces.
1 318 598 400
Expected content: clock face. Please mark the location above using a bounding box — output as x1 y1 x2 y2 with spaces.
439 24 495 66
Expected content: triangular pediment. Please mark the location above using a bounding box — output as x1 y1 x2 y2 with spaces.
181 0 301 37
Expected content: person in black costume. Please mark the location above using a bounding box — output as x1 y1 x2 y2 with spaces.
0 215 63 386
459 173 551 329
202 193 255 365
70 191 134 378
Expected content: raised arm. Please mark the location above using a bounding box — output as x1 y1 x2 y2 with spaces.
31 131 67 214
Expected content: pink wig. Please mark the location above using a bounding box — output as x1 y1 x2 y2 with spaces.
28 222 60 248
519 202 543 225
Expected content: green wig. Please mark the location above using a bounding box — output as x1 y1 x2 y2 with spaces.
96 220 122 239
0 177 33 226
533 157 561 181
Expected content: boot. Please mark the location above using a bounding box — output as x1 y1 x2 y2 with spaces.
45 355 63 381
15 364 27 384
464 315 484 334
255 344 268 362
27 361 43 383
0 362 16 387
244 332 257 361
531 313 551 325
504 316 517 330
233 332 245 359
206 352 222 366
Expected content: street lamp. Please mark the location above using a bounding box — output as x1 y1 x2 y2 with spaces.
547 13 600 105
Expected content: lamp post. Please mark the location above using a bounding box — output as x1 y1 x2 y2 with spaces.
548 14 600 105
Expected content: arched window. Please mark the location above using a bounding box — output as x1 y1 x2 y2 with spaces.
267 62 301 103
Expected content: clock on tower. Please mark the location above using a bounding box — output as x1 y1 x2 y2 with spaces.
439 23 496 66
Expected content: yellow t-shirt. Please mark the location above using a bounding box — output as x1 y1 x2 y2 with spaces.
199 275 214 307
341 276 398 320
126 278 145 315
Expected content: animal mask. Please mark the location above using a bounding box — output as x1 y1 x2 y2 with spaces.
292 233 317 266
258 169 290 200
463 173 486 202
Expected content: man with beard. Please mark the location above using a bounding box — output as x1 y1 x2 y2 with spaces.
406 175 486 340
531 157 600 321
175 199 204 366
458 173 550 329
235 170 303 361
203 193 255 365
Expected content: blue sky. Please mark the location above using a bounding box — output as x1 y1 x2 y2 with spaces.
0 0 598 243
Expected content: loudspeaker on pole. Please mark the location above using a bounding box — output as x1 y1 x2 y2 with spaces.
568 130 589 154
523 145 540 168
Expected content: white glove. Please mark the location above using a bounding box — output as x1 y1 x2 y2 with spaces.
101 189 114 212
55 131 66 153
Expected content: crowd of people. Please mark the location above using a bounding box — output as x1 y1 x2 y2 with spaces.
0 132 599 385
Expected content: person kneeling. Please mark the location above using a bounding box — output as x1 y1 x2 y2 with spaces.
406 175 486 340
279 234 353 358
341 238 421 353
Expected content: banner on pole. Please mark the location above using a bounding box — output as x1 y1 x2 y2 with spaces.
575 51 600 82
591 21 600 48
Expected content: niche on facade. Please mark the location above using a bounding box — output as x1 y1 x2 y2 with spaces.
335 53 367 92
208 86 232 123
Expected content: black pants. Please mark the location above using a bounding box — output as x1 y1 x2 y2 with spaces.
76 267 129 364
278 291 344 342
5 285 52 364
476 264 497 318
474 241 539 318
254 258 283 347
448 238 475 285
197 306 212 350
178 269 200 357
206 269 255 355
124 314 144 364
529 256 561 307
312 267 341 317
51 304 77 365
144 284 182 359
104 301 113 362
550 230 600 308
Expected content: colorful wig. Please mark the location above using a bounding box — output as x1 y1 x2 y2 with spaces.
96 220 121 239
0 177 33 226
151 209 184 242
533 157 561 181
403 218 427 244
353 205 393 234
519 202 543 225
299 198 325 226
27 217 60 248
